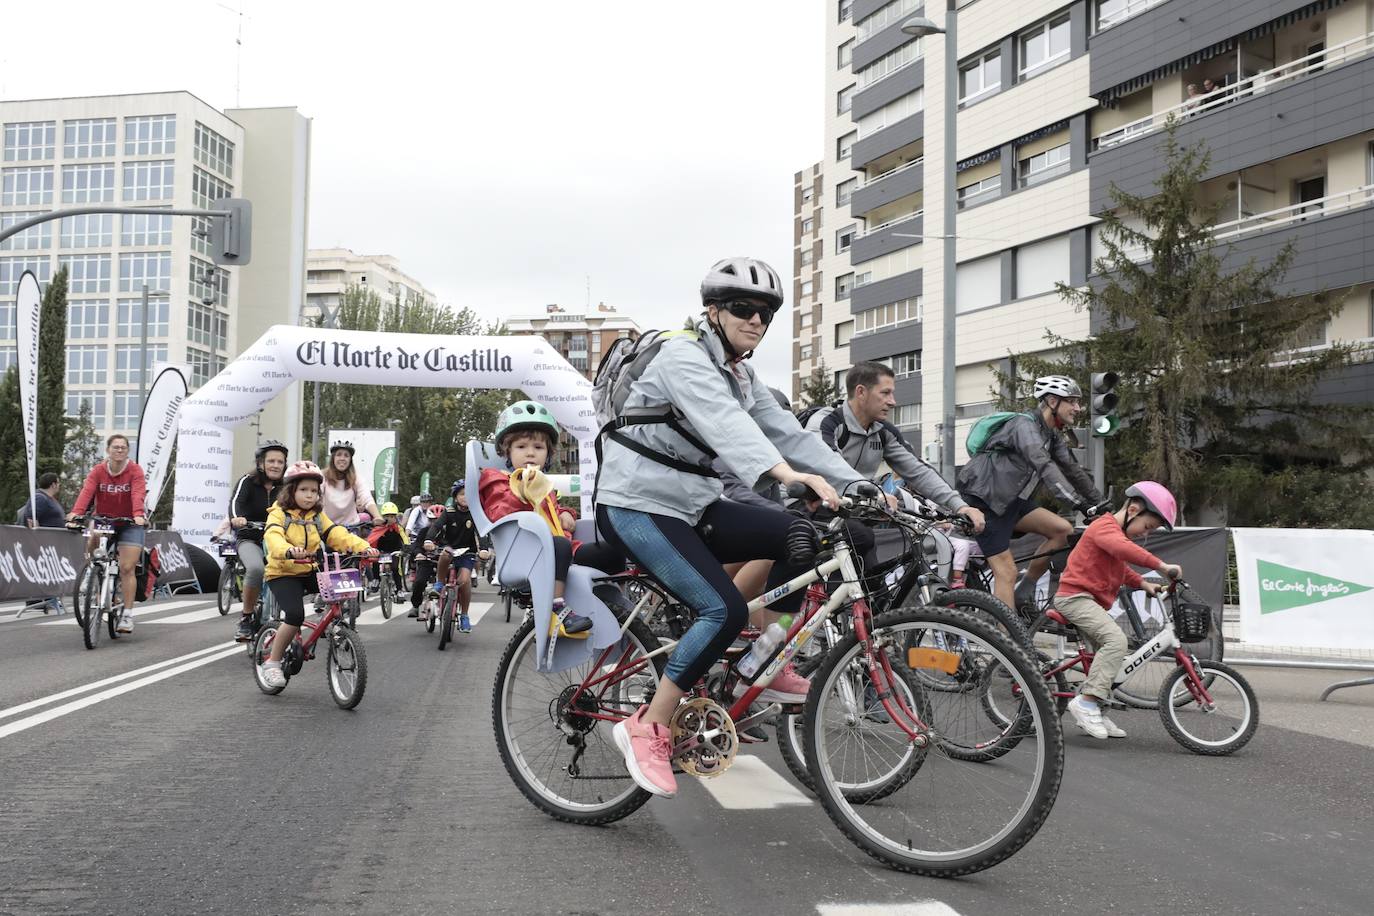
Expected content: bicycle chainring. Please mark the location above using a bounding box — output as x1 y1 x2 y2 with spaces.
669 697 737 779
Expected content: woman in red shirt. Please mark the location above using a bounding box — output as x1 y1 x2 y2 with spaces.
68 434 148 634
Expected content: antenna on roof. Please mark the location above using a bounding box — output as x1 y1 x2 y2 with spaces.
585 274 590 310
215 1 248 107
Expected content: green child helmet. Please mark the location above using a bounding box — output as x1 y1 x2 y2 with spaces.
494 400 560 467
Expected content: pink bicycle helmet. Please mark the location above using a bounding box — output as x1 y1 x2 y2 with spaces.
282 460 325 485
1125 481 1177 531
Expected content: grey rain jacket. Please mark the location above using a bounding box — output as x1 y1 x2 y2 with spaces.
595 317 865 525
816 401 967 513
956 411 1101 516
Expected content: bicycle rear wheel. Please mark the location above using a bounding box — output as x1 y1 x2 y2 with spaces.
804 606 1063 877
1158 660 1257 755
492 615 664 825
326 625 368 709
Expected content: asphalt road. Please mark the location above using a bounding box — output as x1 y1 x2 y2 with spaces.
1 584 1371 916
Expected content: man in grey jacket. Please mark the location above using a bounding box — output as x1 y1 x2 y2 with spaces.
956 375 1104 613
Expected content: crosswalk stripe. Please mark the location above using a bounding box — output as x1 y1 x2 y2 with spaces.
144 606 230 625
697 754 813 810
817 905 962 915
34 597 212 626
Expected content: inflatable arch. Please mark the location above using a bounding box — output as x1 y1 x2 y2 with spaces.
172 325 597 545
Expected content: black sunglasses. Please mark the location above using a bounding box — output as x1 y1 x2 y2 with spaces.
721 299 776 325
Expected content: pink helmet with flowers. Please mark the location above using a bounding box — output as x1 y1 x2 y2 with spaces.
1125 481 1177 531
282 460 325 485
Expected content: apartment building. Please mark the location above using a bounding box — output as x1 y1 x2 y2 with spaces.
0 91 310 462
304 248 436 320
804 0 1374 467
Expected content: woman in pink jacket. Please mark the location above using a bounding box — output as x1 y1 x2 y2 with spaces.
321 440 380 527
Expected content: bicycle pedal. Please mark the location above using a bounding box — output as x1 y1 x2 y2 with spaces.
736 725 770 744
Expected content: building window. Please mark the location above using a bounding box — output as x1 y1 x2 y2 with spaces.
3 166 54 205
118 298 170 337
1018 142 1071 187
112 390 143 429
800 344 815 361
801 216 815 235
1014 234 1072 298
802 184 815 205
3 122 55 161
891 350 921 378
957 175 1002 209
60 213 113 249
67 301 109 339
190 257 229 307
1096 0 1166 31
66 391 107 429
838 38 854 69
1018 13 1071 80
187 301 229 350
121 211 172 247
800 247 814 267
63 118 117 159
800 310 813 329
838 131 857 161
855 270 873 288
835 320 854 348
891 403 920 427
0 255 51 296
60 163 115 204
959 50 1001 104
192 167 232 257
800 279 815 298
956 255 1002 312
60 254 112 294
836 272 854 300
66 345 108 385
856 38 921 88
194 122 235 178
857 0 921 42
187 346 213 387
838 84 856 114
956 401 996 419
115 344 170 384
837 225 857 253
118 251 172 293
855 297 923 335
124 115 176 156
838 0 852 22
856 87 923 138
837 178 857 207
122 160 174 201
1 211 52 251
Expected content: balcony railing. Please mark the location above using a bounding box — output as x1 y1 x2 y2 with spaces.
1092 30 1374 151
1096 0 1169 32
858 156 923 190
1212 183 1374 241
856 209 924 239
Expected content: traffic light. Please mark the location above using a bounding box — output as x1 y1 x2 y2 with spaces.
1089 371 1120 437
209 197 252 266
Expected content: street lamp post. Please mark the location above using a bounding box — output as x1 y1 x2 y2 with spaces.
310 301 342 464
138 283 171 429
903 2 959 483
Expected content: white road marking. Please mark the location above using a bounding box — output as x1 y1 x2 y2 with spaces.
0 641 239 725
144 605 231 625
697 754 813 810
817 905 962 915
467 600 495 626
33 597 212 626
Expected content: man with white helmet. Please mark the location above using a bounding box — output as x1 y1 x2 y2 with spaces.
956 375 1104 613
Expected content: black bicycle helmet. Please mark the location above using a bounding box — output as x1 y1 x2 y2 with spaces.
255 439 288 463
329 440 355 457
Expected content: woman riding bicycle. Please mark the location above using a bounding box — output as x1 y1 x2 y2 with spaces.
321 440 381 527
596 256 865 798
68 434 147 635
229 439 289 642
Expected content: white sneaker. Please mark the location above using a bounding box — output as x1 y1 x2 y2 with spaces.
115 612 134 634
1100 713 1127 739
259 663 287 688
1067 695 1108 740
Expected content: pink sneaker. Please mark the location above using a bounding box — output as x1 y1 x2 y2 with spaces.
735 663 812 704
612 706 677 798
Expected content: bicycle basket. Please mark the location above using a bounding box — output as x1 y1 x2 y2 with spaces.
1173 597 1212 643
317 555 363 602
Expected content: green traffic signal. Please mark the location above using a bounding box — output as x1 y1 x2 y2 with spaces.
1090 371 1120 438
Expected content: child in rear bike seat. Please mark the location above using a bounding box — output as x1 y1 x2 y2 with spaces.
1055 481 1182 741
258 460 376 689
477 400 624 639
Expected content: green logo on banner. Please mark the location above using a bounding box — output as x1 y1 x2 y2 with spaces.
419 471 430 495
1256 559 1372 614
374 447 397 498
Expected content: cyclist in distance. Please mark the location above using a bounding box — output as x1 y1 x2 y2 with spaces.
229 439 289 642
408 503 447 620
957 375 1104 614
596 256 866 798
321 440 381 527
365 501 410 595
421 480 481 633
1055 482 1182 740
68 434 147 634
406 492 436 540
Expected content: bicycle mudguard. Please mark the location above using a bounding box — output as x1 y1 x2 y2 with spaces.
535 565 622 674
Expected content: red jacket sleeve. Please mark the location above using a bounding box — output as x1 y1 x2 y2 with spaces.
1096 520 1162 573
479 467 525 523
1123 568 1146 590
72 466 100 516
131 463 147 518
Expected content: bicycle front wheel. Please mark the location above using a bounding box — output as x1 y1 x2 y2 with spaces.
82 571 106 650
217 564 235 616
326 625 368 709
379 576 393 619
492 615 664 825
437 590 455 650
1158 660 1257 755
72 562 95 629
804 606 1063 877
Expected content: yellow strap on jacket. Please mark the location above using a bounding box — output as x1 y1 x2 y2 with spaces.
508 467 565 538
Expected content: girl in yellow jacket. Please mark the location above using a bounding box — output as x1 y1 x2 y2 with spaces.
258 460 377 689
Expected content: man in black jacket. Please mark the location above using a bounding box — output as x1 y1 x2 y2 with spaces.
421 480 482 633
957 376 1103 613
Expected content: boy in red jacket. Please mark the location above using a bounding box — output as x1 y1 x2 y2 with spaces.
1055 481 1182 740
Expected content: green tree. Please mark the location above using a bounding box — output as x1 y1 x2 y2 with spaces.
37 266 68 476
0 367 28 515
800 361 842 408
997 122 1374 525
61 399 101 508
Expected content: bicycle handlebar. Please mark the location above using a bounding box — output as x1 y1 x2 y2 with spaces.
66 514 136 531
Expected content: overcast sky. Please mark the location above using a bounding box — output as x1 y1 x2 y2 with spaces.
3 0 825 384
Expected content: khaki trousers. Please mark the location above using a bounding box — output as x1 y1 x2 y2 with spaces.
1055 593 1127 702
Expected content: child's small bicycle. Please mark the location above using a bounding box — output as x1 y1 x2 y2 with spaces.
1020 580 1258 755
251 552 369 709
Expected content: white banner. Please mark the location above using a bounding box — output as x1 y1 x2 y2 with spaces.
1233 527 1374 650
15 271 40 524
136 366 189 515
172 325 596 544
328 428 396 503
